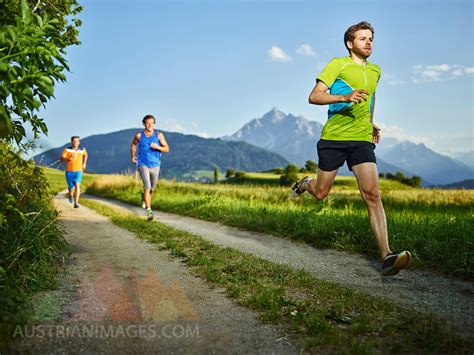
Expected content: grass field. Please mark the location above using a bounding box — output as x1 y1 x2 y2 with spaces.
85 174 474 280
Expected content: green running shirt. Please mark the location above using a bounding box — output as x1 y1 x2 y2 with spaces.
317 56 381 142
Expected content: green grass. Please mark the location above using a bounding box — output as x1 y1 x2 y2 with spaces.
86 177 474 280
82 198 473 353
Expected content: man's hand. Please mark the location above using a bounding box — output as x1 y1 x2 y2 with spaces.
131 156 137 164
67 155 73 162
83 164 87 172
343 89 369 104
150 142 160 150
372 123 381 144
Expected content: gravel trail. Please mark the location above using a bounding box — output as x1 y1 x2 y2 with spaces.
85 194 474 338
11 195 298 354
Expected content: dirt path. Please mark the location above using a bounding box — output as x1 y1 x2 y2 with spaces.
85 194 474 337
12 195 298 354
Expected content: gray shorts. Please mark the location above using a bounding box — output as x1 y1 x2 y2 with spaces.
138 166 160 190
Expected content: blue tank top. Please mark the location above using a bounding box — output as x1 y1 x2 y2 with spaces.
137 130 161 168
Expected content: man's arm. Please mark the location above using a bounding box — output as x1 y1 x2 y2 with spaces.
156 132 170 153
131 133 141 163
370 95 381 144
82 149 88 171
309 80 369 105
61 148 71 162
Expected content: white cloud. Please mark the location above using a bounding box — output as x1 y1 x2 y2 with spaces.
160 119 209 138
412 64 474 83
375 123 474 154
296 44 316 57
383 73 406 86
267 45 292 62
159 119 185 133
377 123 432 146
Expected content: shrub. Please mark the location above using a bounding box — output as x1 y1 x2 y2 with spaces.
234 171 246 180
280 164 300 186
0 142 68 332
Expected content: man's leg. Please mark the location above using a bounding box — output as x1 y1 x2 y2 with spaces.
66 172 74 203
351 162 390 258
138 166 154 221
306 169 338 200
352 162 412 276
143 188 152 209
68 188 74 201
291 168 337 201
148 167 160 201
74 183 81 204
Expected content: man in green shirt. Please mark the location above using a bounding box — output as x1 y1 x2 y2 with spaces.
291 21 412 276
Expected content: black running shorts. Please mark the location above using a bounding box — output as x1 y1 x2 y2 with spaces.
317 139 377 172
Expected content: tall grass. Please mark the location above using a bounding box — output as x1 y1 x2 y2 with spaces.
0 144 68 337
87 176 474 279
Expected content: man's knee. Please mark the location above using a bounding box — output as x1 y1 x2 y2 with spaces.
314 189 329 200
361 188 381 204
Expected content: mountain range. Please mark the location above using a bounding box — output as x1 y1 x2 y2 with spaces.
223 108 473 186
34 108 473 186
34 129 289 178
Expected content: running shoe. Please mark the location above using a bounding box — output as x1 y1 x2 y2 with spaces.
68 196 74 203
382 251 412 276
290 176 310 199
74 202 80 209
146 209 154 221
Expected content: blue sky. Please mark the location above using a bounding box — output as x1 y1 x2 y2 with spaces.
37 0 473 155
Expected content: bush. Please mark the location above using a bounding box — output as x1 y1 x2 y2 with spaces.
225 168 235 178
385 171 422 188
0 142 68 332
234 171 246 180
305 160 318 173
280 164 300 186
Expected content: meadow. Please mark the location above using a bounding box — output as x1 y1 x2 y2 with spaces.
85 173 474 280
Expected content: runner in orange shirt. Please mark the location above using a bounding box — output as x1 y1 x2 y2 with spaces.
61 136 88 208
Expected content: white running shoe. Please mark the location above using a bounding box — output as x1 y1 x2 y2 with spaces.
290 176 310 199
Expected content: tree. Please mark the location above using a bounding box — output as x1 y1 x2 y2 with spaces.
305 160 318 173
0 0 82 143
213 168 219 183
279 164 299 186
225 168 235 178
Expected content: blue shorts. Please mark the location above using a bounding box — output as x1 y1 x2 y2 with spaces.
66 171 83 189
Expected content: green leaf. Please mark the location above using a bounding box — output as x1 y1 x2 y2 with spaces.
21 0 32 26
6 27 16 41
0 61 8 72
36 15 43 27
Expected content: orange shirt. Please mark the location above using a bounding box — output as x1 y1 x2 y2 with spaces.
61 147 88 172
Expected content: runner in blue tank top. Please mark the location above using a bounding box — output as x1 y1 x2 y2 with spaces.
131 114 170 221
